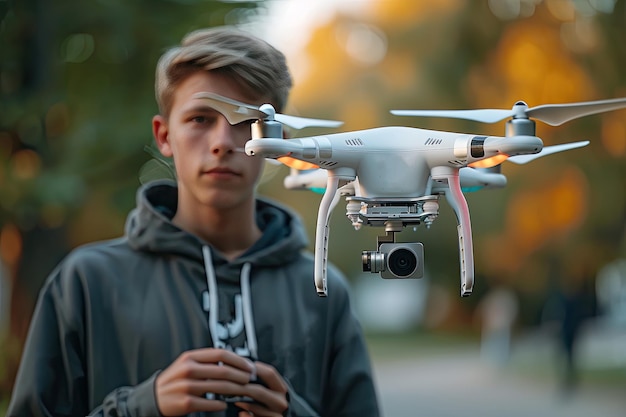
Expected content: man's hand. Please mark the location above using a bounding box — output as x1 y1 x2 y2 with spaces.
234 361 289 417
155 348 256 416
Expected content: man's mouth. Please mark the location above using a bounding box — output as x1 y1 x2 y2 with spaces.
204 167 240 177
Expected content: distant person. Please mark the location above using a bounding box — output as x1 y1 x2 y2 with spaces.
7 26 380 416
596 258 626 327
477 287 518 367
542 263 596 395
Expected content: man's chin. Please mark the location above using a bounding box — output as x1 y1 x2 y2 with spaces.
200 191 252 210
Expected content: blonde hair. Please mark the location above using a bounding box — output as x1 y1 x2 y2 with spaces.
155 26 292 118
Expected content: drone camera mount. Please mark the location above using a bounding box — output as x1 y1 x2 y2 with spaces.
345 195 440 229
362 229 425 280
347 195 437 282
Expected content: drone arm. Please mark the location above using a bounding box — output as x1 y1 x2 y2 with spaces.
245 138 306 159
314 174 341 297
432 167 474 297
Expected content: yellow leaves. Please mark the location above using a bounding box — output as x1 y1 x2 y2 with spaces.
483 166 588 275
549 172 586 227
470 19 594 109
290 21 352 107
337 92 381 130
289 0 464 112
514 167 588 239
601 113 626 157
364 0 464 28
378 52 420 94
545 0 577 22
0 223 22 268
10 149 41 180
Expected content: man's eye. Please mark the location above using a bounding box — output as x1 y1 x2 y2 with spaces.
191 116 214 124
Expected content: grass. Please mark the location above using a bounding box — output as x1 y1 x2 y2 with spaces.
365 329 481 361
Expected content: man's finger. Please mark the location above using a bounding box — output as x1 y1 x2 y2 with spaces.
169 379 250 398
254 362 288 393
236 401 284 417
182 348 256 372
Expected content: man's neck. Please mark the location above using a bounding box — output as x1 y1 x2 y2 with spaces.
173 202 262 261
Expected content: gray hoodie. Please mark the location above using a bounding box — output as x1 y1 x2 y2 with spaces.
7 180 380 417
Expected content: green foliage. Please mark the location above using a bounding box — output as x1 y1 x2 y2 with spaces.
0 0 263 227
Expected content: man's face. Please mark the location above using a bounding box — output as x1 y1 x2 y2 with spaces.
153 70 267 211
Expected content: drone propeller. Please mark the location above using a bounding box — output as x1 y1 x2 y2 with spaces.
193 92 343 129
193 92 342 170
391 97 626 126
466 140 590 169
507 140 589 164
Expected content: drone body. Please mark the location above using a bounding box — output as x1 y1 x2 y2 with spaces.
191 91 626 299
247 127 542 197
246 127 543 297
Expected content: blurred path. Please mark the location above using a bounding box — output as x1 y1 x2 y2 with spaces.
372 346 625 417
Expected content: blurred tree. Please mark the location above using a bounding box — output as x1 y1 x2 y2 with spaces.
0 0 262 401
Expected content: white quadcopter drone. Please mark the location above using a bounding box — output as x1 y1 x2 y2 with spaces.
194 92 626 298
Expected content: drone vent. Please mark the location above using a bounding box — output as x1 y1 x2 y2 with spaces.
426 138 443 145
448 160 466 167
318 161 338 168
345 138 364 146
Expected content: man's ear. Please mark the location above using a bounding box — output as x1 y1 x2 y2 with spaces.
152 115 172 157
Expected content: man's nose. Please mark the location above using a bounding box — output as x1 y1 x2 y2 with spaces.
210 117 239 156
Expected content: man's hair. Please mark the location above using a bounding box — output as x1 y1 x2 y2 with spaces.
155 26 292 118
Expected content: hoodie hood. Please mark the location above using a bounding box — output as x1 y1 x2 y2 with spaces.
125 180 309 272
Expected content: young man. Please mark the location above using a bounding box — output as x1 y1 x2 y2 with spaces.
7 27 380 416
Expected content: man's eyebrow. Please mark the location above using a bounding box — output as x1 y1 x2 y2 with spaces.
181 104 221 114
179 104 230 121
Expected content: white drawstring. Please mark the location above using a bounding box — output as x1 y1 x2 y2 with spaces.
240 262 258 360
201 246 258 360
202 246 221 349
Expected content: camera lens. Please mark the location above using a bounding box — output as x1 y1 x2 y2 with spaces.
362 251 385 273
387 248 418 277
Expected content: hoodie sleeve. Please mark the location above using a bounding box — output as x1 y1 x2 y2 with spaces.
87 374 161 417
321 274 380 417
7 266 90 417
280 268 378 417
6 263 161 417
